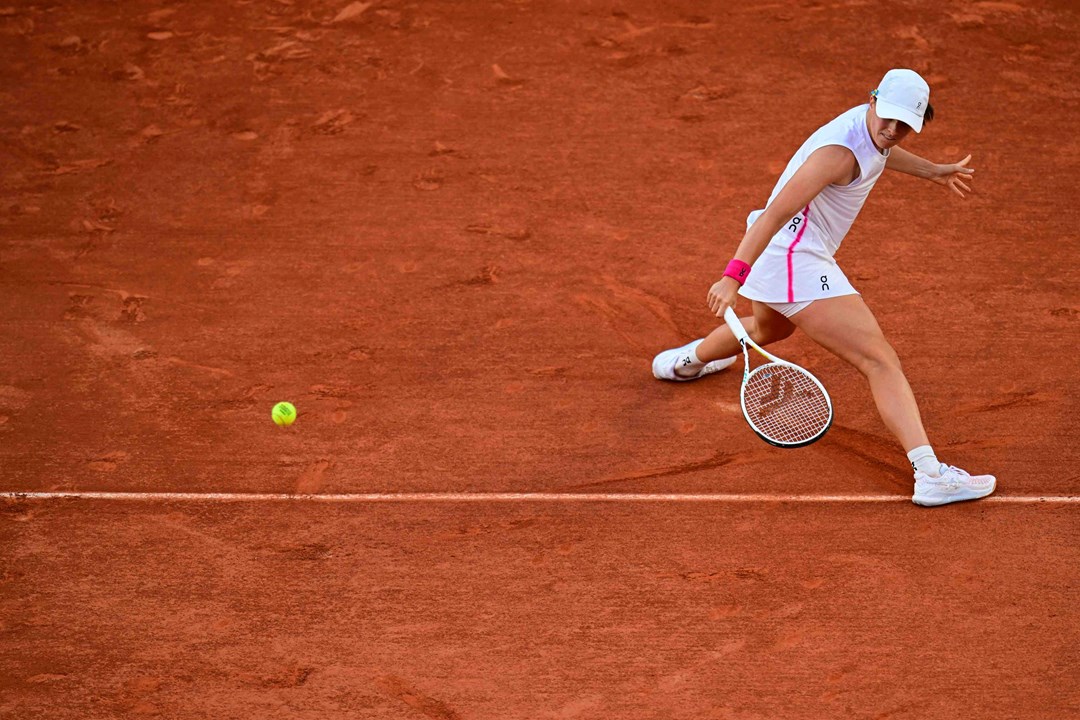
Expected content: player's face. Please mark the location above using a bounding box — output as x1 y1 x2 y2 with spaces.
868 99 913 151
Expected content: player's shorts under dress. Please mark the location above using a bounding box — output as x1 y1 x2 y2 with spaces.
739 104 889 317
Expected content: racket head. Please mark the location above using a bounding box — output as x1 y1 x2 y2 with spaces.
740 360 833 448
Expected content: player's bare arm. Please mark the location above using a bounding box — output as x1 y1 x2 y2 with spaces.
706 145 857 318
887 146 975 198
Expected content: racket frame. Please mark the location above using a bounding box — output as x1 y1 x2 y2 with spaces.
723 307 834 448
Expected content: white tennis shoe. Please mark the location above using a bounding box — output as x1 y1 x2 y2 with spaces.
912 465 996 507
652 339 736 382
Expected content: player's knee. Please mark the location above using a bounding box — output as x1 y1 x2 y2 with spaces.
853 343 901 377
751 320 795 346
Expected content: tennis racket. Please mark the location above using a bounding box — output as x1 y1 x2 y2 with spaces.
723 307 833 448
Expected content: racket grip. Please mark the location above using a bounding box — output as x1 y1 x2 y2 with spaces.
724 307 750 342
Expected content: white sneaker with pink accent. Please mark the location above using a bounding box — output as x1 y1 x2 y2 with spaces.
912 465 996 507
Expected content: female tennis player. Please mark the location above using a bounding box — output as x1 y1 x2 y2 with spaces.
652 69 996 507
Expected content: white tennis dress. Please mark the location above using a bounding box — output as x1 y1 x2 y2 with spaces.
739 104 888 305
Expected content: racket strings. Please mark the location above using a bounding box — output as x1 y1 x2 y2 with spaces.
742 364 831 444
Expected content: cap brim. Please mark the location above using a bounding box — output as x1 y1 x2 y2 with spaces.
876 98 924 133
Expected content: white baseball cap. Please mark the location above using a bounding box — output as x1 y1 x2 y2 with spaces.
873 69 930 133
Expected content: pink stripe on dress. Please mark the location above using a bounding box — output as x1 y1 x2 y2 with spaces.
786 205 811 303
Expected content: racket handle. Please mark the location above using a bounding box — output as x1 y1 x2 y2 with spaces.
724 307 750 342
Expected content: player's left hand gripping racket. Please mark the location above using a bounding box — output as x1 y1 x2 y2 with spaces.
724 307 833 448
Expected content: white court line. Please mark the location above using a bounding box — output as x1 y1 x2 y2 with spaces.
2 491 1078 504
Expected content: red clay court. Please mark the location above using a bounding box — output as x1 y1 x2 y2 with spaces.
2 1 1078 718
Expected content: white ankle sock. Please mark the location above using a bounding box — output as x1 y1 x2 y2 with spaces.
673 347 705 377
907 445 941 477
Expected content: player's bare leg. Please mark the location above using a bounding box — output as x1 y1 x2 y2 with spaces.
694 300 795 363
786 294 930 451
654 301 794 380
784 295 993 504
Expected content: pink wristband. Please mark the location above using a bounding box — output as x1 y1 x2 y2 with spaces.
723 259 751 285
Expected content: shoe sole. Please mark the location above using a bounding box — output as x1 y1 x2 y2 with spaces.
912 477 997 507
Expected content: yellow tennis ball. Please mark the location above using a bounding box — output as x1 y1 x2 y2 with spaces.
271 401 296 427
